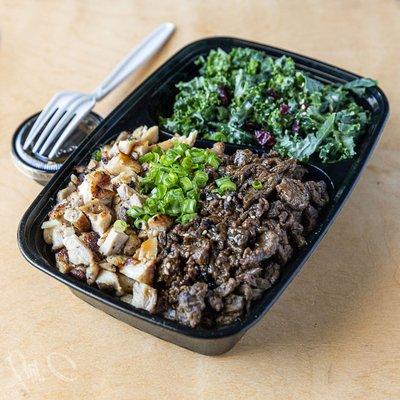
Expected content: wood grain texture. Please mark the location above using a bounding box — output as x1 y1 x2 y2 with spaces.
0 1 399 399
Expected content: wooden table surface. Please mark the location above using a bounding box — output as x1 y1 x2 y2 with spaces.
1 1 399 399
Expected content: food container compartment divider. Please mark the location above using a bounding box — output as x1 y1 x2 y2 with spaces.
18 37 389 355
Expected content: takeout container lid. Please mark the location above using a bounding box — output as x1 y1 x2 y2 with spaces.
11 111 103 185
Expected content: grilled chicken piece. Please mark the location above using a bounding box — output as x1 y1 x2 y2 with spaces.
131 281 157 313
56 181 76 202
80 199 112 235
48 201 67 221
63 234 95 266
117 273 134 293
64 208 91 232
98 227 129 256
147 214 172 235
68 192 84 208
42 220 75 250
106 255 128 268
55 249 72 274
116 184 145 207
79 171 114 205
123 233 141 256
119 259 155 285
95 270 124 296
136 236 158 261
105 153 142 176
119 236 158 285
110 171 139 186
153 131 198 151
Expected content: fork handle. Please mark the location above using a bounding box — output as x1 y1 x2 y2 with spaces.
92 22 175 101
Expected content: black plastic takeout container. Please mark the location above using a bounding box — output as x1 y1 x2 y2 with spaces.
18 37 389 355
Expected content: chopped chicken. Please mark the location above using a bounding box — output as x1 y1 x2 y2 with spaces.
80 199 112 235
95 270 124 296
86 262 99 285
105 153 141 176
64 208 91 232
56 181 76 202
147 214 173 235
110 171 139 186
78 170 114 205
117 273 134 293
119 258 155 285
55 249 72 274
98 227 129 256
123 233 141 256
119 237 158 285
63 234 95 266
131 281 157 313
106 255 128 268
152 131 197 151
120 294 133 304
136 236 158 261
42 220 75 250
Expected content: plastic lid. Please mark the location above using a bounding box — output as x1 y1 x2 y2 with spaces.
11 111 102 185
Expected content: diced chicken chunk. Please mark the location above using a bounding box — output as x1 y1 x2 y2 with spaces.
140 126 159 144
80 199 112 235
63 234 95 266
78 171 114 205
55 249 72 274
98 228 129 256
95 270 124 296
131 281 157 313
64 208 91 232
137 236 158 261
123 233 141 256
105 153 141 176
147 214 172 235
57 182 76 203
119 259 155 285
42 220 75 250
119 237 158 285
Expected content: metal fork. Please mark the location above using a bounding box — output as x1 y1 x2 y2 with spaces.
23 22 175 160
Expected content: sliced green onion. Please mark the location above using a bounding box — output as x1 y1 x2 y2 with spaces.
163 171 179 187
252 180 263 190
91 149 102 162
182 198 196 214
113 219 128 233
193 170 208 188
214 176 237 195
180 177 193 192
139 152 155 163
178 213 197 224
126 206 144 219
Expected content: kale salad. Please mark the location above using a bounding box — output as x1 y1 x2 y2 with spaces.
161 47 376 163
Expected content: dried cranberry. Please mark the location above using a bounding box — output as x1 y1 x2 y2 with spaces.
279 103 290 115
266 88 279 99
217 86 231 107
292 120 300 133
243 121 260 132
254 129 276 148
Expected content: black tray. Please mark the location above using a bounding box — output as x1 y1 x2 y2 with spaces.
18 37 389 355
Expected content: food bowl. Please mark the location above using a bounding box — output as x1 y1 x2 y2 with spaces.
17 37 389 355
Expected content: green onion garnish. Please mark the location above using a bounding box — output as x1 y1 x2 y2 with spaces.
127 142 220 226
214 176 237 195
91 149 102 162
252 180 263 190
113 219 128 233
